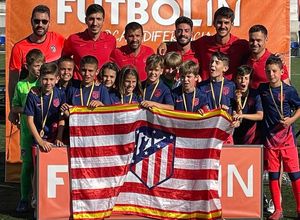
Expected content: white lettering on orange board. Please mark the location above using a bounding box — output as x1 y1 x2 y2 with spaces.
47 165 68 198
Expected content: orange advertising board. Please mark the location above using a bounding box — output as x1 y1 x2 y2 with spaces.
5 0 289 176
37 146 263 219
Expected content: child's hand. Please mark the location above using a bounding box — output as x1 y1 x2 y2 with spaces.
54 139 65 147
198 109 204 115
141 101 155 109
60 103 71 116
88 100 104 108
221 104 229 112
38 140 53 152
8 112 20 127
280 117 293 128
231 119 241 128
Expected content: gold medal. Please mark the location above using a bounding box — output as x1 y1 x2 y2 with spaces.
40 129 44 138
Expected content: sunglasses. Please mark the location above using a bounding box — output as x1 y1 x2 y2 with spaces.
33 19 49 25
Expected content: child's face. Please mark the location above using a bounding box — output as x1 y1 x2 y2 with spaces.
58 61 74 83
181 73 197 92
80 63 98 86
27 61 43 79
40 73 58 94
102 68 117 88
235 74 250 92
209 56 228 79
265 64 283 86
124 74 137 95
164 66 179 80
146 64 163 84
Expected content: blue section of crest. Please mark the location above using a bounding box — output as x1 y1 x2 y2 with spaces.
132 126 176 164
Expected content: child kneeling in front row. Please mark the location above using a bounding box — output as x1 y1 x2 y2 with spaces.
259 55 300 219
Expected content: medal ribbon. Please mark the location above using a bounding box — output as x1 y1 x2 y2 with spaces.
269 82 284 119
182 88 196 112
143 80 159 101
80 82 95 106
210 78 224 108
40 90 53 136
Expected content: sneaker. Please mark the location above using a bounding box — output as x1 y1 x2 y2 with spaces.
267 199 275 213
16 199 29 213
268 210 283 220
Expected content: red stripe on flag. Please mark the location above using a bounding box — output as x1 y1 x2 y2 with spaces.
173 168 219 180
70 143 135 157
153 148 162 185
71 165 130 179
141 157 149 185
175 148 221 160
166 144 174 181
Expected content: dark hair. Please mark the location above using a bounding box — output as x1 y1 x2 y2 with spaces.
179 60 199 76
236 65 253 78
175 16 193 29
266 54 283 69
118 66 142 97
31 5 50 19
211 51 230 67
80 55 98 67
146 54 164 70
86 4 105 18
40 62 58 77
125 22 143 36
26 49 45 66
214 7 234 23
58 56 75 66
249 24 268 37
98 62 120 83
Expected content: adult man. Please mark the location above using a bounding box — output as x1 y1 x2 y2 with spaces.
247 24 290 89
158 16 200 64
110 22 154 81
9 5 65 105
194 7 249 81
158 7 249 81
62 4 116 80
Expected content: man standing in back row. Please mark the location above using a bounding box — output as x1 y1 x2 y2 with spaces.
62 4 116 80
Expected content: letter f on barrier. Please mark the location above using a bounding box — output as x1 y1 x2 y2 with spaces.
47 165 68 198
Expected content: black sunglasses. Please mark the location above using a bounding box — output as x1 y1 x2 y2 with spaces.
33 19 49 25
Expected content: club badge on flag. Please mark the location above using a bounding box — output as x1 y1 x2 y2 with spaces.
131 126 176 189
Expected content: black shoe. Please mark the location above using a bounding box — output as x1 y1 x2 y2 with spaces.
16 199 29 213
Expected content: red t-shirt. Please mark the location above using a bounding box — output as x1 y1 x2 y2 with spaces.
62 29 116 80
194 34 249 81
9 32 65 72
110 45 154 81
247 49 289 89
166 42 200 64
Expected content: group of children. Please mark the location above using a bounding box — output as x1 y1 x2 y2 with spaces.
12 48 300 219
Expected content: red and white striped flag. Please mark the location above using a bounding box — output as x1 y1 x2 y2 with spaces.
69 105 232 220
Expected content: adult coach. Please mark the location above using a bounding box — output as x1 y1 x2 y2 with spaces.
158 7 249 81
110 22 154 81
158 16 200 64
9 5 65 105
62 4 116 80
247 24 290 89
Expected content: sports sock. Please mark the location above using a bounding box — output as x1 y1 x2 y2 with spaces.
291 179 300 212
269 179 282 211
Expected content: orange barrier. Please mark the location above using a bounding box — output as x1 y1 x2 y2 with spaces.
37 146 263 219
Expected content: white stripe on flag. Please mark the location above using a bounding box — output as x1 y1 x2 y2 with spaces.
147 150 156 188
174 158 220 170
159 144 169 183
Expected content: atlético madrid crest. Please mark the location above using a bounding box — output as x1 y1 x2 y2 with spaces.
130 126 176 189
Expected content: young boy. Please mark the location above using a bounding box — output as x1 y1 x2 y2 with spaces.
61 55 111 116
259 55 300 219
11 49 44 212
172 60 208 113
141 54 174 110
57 56 79 93
161 51 182 90
232 65 263 144
24 62 66 150
198 52 236 144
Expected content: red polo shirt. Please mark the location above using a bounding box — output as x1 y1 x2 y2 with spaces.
10 32 65 72
166 42 200 64
110 45 154 81
247 49 289 89
62 29 116 80
194 34 249 81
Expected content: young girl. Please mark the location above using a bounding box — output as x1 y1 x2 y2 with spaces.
110 66 142 104
98 62 119 91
